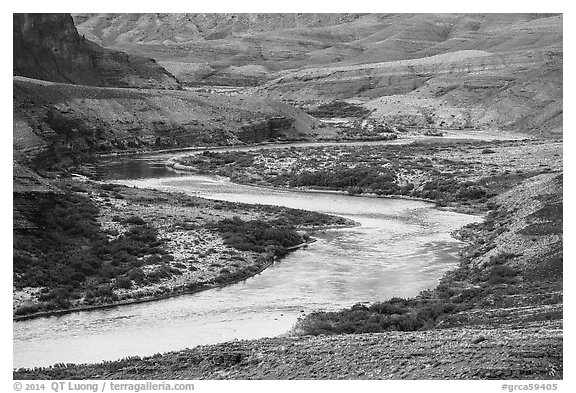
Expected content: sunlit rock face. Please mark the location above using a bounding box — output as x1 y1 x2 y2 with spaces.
73 13 562 136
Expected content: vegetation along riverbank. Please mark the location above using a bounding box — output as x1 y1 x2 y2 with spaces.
13 12 562 380
14 138 563 379
172 139 561 214
13 175 353 319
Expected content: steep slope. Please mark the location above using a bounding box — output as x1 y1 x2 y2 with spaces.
13 76 332 169
463 173 562 281
362 51 562 136
72 14 561 86
252 48 561 135
13 13 180 89
72 13 368 86
72 13 562 136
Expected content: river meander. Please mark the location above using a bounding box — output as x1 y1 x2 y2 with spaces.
13 150 481 368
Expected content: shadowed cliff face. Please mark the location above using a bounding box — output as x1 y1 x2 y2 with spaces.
14 14 101 85
13 13 180 89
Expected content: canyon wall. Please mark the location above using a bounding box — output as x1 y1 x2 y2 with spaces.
14 14 180 89
13 77 329 169
254 49 561 135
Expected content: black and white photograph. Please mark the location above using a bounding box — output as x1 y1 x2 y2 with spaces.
11 4 565 388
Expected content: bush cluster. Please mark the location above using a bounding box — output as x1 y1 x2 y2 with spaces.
13 189 175 313
176 143 496 205
306 101 372 119
298 298 458 335
289 166 400 195
209 216 306 253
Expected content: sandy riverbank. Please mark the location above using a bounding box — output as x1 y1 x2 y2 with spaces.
13 179 352 320
14 241 318 322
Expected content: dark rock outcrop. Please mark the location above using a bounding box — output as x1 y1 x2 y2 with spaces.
13 163 63 232
13 13 180 89
238 116 295 143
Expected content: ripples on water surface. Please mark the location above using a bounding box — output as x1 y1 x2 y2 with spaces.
14 155 480 368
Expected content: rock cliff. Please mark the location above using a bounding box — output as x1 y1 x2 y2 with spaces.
13 13 180 89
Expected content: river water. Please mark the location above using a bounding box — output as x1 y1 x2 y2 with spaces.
13 151 481 369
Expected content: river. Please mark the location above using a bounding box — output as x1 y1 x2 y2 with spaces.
13 149 481 369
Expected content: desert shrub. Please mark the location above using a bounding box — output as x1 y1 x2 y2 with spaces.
297 299 457 335
100 183 119 191
483 265 518 285
368 302 406 315
38 287 72 302
489 252 518 265
115 276 133 289
124 216 146 225
209 216 304 253
14 304 42 316
127 268 146 284
13 188 174 314
306 101 371 118
457 184 487 200
146 264 181 283
85 285 117 302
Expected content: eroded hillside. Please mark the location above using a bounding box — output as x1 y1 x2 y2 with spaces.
254 49 561 135
13 76 333 169
72 14 562 136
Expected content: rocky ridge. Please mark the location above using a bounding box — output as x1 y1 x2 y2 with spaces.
72 14 561 78
13 14 180 89
72 14 562 135
254 49 562 135
13 76 334 169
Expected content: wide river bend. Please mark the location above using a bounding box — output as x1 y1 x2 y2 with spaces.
13 149 481 368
